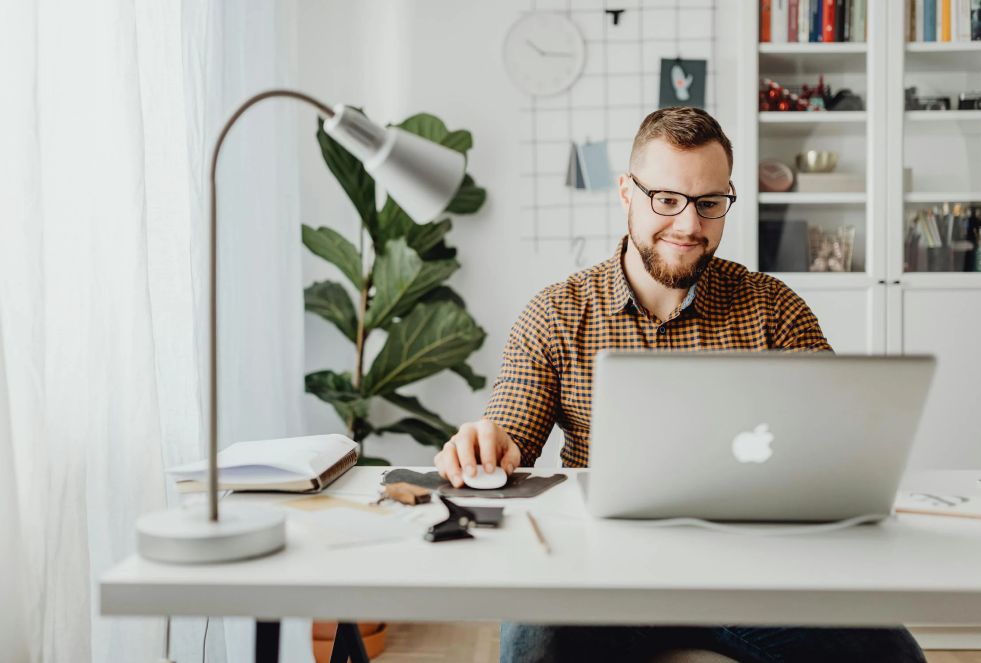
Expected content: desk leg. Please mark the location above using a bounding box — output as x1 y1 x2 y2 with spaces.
255 620 281 663
331 623 370 663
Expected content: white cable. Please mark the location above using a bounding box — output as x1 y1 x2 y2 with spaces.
616 513 890 536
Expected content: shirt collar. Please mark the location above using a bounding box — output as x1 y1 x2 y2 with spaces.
608 235 699 318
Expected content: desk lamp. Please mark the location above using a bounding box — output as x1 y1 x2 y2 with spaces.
135 90 466 563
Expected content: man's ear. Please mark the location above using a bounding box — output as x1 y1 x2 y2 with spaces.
617 173 632 214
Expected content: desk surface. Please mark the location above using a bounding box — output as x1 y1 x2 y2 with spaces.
101 469 981 626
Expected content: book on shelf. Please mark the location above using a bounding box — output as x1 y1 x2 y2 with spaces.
810 0 823 41
789 0 799 41
853 0 867 41
761 0 772 41
772 0 789 42
906 0 979 40
836 0 847 41
823 0 836 42
798 0 811 41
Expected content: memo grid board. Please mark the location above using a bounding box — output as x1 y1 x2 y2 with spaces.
520 0 718 268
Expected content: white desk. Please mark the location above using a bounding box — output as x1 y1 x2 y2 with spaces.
101 469 981 660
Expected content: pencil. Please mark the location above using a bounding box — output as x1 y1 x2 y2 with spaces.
526 511 550 555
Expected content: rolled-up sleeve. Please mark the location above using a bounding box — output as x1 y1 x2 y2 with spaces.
483 290 560 467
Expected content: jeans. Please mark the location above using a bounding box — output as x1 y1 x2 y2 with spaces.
499 623 927 663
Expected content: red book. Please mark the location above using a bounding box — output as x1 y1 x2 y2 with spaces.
789 0 799 40
761 0 772 42
823 0 836 41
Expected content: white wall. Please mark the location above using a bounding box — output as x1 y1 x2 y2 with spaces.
298 0 741 465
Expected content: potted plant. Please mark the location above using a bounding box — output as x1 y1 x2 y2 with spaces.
304 109 487 660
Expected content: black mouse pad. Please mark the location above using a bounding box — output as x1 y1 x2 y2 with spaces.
381 469 567 499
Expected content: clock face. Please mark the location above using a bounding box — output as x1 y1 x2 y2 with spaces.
502 11 586 97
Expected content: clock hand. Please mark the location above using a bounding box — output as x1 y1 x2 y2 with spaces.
526 39 573 57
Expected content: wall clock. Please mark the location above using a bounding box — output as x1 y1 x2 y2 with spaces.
502 11 586 97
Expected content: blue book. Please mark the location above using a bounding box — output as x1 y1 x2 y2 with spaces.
810 0 823 41
925 0 937 41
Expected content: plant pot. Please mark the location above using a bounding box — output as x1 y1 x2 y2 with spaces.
312 621 387 661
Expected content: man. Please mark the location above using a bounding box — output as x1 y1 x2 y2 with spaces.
434 107 925 662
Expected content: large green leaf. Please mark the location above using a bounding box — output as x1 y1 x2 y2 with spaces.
363 301 486 395
397 113 449 143
441 130 473 154
363 238 458 331
375 196 415 251
419 285 466 309
305 370 372 423
407 218 452 257
446 174 486 215
316 115 379 241
376 418 453 448
450 363 487 391
304 281 359 343
382 392 457 439
301 225 364 290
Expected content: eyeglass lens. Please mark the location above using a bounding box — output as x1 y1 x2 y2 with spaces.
650 192 731 219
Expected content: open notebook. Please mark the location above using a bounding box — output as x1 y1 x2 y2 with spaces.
166 434 358 494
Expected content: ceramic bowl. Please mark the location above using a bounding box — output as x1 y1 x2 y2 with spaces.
795 151 838 173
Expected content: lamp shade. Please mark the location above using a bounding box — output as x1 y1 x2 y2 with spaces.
322 105 466 223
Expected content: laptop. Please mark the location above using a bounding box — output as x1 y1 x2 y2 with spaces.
582 351 936 522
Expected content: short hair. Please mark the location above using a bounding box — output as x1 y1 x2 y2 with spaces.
629 107 733 174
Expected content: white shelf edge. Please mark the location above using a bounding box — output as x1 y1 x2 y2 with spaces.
904 192 981 203
900 272 981 290
758 43 868 54
765 272 874 289
759 192 868 204
905 110 981 121
905 42 981 53
759 111 867 123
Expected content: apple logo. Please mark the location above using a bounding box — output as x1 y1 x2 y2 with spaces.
731 424 775 463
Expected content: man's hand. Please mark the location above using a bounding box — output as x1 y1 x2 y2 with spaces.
434 419 522 488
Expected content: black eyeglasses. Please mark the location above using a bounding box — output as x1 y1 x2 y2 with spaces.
630 175 737 220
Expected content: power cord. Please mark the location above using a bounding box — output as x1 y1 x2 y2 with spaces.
612 513 890 536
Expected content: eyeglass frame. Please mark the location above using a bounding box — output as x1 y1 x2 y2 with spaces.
629 174 737 220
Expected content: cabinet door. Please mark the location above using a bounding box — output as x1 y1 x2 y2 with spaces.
780 277 886 355
901 287 981 469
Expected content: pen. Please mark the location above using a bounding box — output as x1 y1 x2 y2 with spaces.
526 510 550 555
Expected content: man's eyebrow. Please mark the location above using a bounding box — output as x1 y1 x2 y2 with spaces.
650 186 730 195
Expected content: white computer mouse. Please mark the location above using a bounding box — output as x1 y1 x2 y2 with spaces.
462 466 508 490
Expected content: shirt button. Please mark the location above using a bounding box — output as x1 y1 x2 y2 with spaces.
657 325 667 335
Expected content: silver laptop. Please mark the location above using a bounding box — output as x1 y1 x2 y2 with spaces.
582 351 936 522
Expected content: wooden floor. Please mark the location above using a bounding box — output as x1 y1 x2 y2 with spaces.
374 622 979 663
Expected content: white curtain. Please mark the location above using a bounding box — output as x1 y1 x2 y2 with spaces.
0 0 309 661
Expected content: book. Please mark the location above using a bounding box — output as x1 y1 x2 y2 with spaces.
972 0 981 39
917 0 926 40
166 434 358 494
942 0 952 39
836 0 847 41
843 0 852 40
925 0 937 40
789 0 799 41
761 0 772 41
854 0 867 41
894 491 981 519
772 0 788 42
811 0 824 41
823 0 836 42
799 0 811 41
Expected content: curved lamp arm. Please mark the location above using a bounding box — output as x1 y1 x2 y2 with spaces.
206 90 465 521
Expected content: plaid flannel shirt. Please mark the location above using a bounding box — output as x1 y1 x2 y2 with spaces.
484 236 833 468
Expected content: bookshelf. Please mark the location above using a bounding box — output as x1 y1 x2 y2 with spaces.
739 1 981 494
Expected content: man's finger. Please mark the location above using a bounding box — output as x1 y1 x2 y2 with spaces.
454 424 479 478
501 442 521 475
475 419 499 473
440 441 464 488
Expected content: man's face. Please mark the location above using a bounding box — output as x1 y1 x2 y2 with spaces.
618 138 731 289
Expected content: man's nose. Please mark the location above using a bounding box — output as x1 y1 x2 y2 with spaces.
671 204 702 236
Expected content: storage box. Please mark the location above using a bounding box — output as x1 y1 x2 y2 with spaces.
795 172 865 193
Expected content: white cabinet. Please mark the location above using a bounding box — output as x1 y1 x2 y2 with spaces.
738 1 981 470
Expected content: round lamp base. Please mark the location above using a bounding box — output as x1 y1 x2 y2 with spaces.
136 504 286 563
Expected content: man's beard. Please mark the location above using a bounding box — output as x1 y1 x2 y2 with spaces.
628 202 715 290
